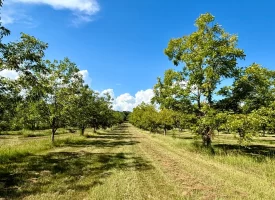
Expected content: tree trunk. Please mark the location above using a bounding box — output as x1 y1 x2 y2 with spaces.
207 93 213 108
164 128 167 136
51 117 57 144
51 128 56 143
203 127 212 147
93 126 96 133
81 127 85 136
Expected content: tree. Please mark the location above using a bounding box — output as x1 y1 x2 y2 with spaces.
36 58 83 143
129 103 158 132
88 91 113 133
158 108 175 136
227 113 258 144
0 33 49 130
164 13 245 108
66 85 95 135
0 81 22 131
111 111 125 127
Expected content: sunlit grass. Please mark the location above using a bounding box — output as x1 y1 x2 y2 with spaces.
0 138 53 163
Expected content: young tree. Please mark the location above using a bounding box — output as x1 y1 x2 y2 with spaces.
65 85 95 135
227 113 258 144
88 92 113 133
36 58 83 143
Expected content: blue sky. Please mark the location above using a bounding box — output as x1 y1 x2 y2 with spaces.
1 0 275 110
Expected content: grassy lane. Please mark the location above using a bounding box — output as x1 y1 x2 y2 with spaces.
1 124 275 199
130 126 275 200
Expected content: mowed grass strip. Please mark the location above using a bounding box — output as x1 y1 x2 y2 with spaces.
131 126 275 199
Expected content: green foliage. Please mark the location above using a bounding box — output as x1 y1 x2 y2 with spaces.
152 69 193 112
158 108 175 135
164 13 245 108
227 113 257 144
129 103 159 132
220 63 275 113
175 112 197 130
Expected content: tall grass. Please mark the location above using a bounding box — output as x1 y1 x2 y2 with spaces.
0 138 53 163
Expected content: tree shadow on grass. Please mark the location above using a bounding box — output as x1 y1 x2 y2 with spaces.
214 143 275 160
170 135 194 140
57 139 140 148
0 151 153 199
86 135 138 140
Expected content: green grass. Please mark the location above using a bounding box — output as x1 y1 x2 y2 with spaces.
1 124 275 199
0 139 53 163
0 128 70 137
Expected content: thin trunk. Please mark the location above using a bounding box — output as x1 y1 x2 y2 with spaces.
51 117 57 143
93 126 97 133
164 127 167 136
81 127 85 136
51 128 57 143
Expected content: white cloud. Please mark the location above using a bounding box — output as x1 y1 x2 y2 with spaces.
79 70 92 86
104 89 155 112
135 89 155 106
0 70 19 80
12 0 100 14
100 89 115 100
1 0 100 25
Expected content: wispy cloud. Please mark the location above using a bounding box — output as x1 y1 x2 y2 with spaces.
1 2 36 27
12 0 100 14
1 0 100 26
